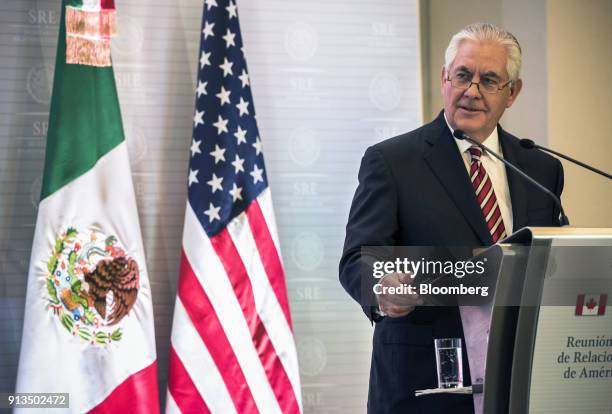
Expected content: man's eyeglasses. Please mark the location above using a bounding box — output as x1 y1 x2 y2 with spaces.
445 72 512 94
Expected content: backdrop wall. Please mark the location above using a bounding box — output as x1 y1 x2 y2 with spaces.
547 0 612 227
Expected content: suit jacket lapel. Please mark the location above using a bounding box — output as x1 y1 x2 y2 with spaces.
424 114 494 245
498 126 529 231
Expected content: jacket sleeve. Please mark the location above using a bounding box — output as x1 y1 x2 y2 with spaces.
339 147 399 322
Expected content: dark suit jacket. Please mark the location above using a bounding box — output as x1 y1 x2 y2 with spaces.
339 111 564 413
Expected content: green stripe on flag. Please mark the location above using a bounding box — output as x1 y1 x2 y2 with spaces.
41 0 124 200
66 0 84 9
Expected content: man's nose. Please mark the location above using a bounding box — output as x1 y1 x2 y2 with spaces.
464 81 482 98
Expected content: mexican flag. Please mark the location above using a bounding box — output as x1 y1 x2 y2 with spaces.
15 1 159 412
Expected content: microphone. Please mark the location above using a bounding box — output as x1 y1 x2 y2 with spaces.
519 139 611 180
453 129 570 226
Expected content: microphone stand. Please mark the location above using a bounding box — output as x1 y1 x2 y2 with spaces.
520 139 611 180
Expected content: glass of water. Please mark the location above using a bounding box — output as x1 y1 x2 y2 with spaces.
434 338 463 389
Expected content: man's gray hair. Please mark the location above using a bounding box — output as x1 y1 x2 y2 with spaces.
444 23 522 81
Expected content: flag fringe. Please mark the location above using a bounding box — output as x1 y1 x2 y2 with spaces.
65 6 117 39
65 5 116 67
66 35 112 67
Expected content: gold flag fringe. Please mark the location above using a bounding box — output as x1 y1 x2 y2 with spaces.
65 6 117 38
64 5 116 67
66 35 112 67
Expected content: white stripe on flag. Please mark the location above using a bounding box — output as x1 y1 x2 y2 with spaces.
256 188 283 263
227 206 302 408
182 205 282 414
171 299 236 414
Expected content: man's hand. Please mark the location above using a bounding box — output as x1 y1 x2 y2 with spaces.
376 272 422 318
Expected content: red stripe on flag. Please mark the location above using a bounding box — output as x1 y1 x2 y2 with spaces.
598 294 608 315
88 360 159 414
101 0 115 9
176 251 259 414
211 230 300 414
575 294 585 315
168 345 211 414
246 199 293 329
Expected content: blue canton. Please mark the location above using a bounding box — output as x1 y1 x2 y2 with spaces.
187 0 268 237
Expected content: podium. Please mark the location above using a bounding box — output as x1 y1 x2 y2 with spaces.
463 227 612 414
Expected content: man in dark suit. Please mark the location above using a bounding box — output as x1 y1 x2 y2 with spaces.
339 23 564 413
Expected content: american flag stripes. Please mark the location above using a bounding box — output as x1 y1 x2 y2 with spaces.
166 1 302 413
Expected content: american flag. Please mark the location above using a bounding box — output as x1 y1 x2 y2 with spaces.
166 1 302 413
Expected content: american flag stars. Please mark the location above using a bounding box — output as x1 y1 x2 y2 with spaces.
203 202 221 222
209 144 226 164
188 169 199 186
229 183 242 202
193 110 204 127
219 57 233 77
236 97 249 116
226 1 237 19
196 80 208 98
213 115 229 134
216 86 231 105
231 154 245 173
207 173 224 193
233 126 247 145
186 0 267 236
190 139 202 157
199 51 211 68
238 69 250 88
202 21 215 39
222 29 236 48
252 136 263 155
205 0 218 11
250 164 264 184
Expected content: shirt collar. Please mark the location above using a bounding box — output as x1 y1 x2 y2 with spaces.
444 112 501 159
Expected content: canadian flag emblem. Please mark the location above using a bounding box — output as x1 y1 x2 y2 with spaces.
575 293 607 316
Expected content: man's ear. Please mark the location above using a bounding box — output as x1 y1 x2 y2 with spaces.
506 78 523 108
440 65 447 93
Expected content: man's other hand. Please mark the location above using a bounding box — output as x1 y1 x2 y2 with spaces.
376 272 423 318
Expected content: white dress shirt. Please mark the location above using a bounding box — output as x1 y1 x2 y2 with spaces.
444 115 514 233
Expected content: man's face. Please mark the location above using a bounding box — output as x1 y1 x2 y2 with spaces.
441 40 522 142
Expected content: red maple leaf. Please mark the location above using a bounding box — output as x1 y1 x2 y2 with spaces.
586 297 598 309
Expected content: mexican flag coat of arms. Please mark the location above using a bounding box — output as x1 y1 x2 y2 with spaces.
15 1 159 412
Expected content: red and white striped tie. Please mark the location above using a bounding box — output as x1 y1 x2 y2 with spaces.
468 146 507 242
